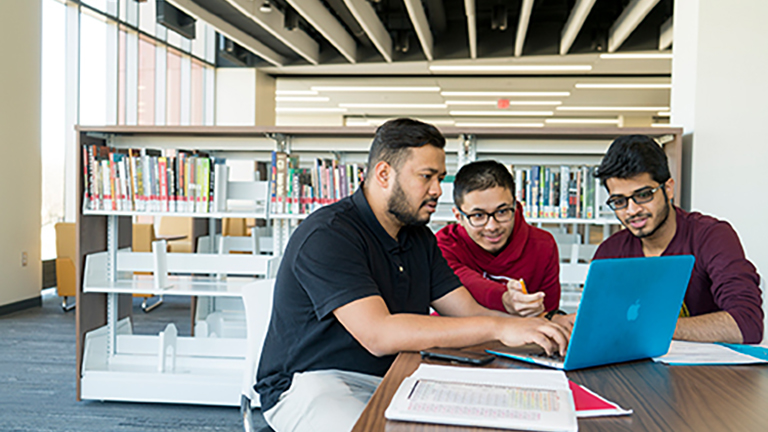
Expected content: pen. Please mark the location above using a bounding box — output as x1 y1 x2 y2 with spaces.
519 279 527 294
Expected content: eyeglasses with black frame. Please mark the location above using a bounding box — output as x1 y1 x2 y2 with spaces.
457 204 515 227
606 185 663 210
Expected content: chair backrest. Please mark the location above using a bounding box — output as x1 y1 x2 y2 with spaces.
132 223 157 252
55 222 76 260
156 216 193 237
240 278 276 405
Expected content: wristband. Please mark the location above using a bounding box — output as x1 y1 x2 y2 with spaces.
545 309 567 320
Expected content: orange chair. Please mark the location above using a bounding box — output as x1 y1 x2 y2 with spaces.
156 216 195 253
54 222 77 312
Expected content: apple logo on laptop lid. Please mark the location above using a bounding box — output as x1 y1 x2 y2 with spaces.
627 300 641 321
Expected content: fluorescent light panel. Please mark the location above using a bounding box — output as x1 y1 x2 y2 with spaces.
445 100 562 106
450 110 554 116
600 53 673 59
545 118 620 125
275 96 330 102
276 107 347 113
276 90 319 96
430 65 592 72
556 106 669 112
312 86 440 92
575 83 671 89
454 122 545 128
442 91 570 97
339 103 446 109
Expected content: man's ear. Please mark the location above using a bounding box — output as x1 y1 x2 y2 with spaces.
451 206 463 223
373 160 392 189
664 178 675 203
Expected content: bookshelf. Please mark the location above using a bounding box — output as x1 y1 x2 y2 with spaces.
73 125 683 405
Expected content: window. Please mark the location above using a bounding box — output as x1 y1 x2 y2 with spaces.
41 0 217 257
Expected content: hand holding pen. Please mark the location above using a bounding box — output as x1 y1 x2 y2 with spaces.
501 278 546 317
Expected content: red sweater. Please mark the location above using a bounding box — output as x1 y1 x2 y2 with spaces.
594 207 764 344
436 205 561 313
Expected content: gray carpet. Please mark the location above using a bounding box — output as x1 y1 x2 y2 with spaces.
0 289 270 432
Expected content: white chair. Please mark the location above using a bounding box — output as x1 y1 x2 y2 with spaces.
558 243 598 313
240 279 276 432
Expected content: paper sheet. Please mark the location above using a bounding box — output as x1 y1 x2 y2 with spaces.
385 364 577 432
653 340 768 365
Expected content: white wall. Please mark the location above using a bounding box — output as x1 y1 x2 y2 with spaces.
672 0 768 337
0 0 42 307
215 68 256 126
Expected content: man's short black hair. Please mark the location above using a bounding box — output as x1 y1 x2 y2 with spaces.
366 118 446 175
595 135 671 188
453 160 516 208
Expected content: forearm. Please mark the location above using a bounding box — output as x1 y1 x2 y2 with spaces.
674 311 743 344
369 313 506 356
433 287 507 318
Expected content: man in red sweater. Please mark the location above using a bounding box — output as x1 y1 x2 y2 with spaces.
436 160 573 329
593 135 763 344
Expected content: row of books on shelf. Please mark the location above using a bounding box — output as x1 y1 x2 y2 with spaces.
82 145 226 213
270 151 364 215
512 164 606 220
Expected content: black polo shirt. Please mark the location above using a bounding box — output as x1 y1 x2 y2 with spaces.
256 187 461 412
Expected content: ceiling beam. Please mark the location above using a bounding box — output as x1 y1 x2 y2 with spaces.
404 0 434 61
343 0 393 63
464 0 477 59
608 0 661 53
223 0 320 65
514 0 535 57
659 16 673 50
285 0 356 63
559 0 596 55
166 0 285 66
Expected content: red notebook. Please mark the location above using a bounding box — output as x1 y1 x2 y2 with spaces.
569 380 633 418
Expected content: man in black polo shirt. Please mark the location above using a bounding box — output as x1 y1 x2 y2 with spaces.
256 118 570 432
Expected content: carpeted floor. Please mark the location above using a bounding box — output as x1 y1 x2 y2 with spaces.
0 289 269 432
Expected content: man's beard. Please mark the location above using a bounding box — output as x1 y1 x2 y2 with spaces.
387 180 435 227
625 192 671 239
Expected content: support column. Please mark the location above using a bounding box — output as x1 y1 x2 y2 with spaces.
671 0 768 332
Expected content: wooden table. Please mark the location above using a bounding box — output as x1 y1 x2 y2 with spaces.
352 346 768 432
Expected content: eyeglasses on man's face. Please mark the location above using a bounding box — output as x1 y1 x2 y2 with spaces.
606 185 663 210
458 205 515 227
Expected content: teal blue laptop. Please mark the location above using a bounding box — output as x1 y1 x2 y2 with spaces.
487 255 695 370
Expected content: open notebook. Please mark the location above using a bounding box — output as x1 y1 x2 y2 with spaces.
385 364 577 432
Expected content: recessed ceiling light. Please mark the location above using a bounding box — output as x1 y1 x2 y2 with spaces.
275 90 319 96
450 110 554 116
345 120 372 127
312 86 441 92
430 65 592 72
556 106 669 112
545 118 620 125
454 122 545 128
445 100 562 106
276 107 347 113
355 118 456 126
339 103 447 109
441 91 570 97
275 96 330 102
657 111 671 117
599 53 673 59
575 83 672 89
